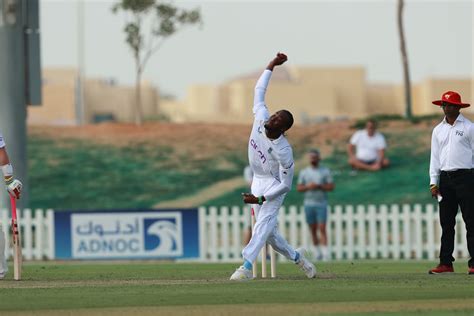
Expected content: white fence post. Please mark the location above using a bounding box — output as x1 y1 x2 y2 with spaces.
413 204 423 259
333 205 343 260
46 209 55 260
380 204 389 259
402 204 411 259
288 206 298 247
391 204 401 259
368 205 377 259
326 205 332 259
299 205 309 252
23 209 33 260
220 206 230 261
34 209 43 259
209 206 218 261
345 205 354 260
231 206 241 261
356 205 366 259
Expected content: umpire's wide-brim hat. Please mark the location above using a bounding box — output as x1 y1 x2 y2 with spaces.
432 91 470 108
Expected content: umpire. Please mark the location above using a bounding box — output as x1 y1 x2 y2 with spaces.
429 91 474 275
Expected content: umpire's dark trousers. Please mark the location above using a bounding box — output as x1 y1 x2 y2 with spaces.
438 169 474 267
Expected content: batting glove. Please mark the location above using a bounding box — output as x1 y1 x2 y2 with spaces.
5 176 22 199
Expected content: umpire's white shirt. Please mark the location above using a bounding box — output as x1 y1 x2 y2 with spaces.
429 113 474 185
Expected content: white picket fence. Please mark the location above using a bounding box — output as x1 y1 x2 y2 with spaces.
199 204 470 262
1 209 55 260
0 204 470 262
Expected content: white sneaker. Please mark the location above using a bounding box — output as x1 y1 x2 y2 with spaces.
230 266 254 281
295 248 317 278
0 266 7 280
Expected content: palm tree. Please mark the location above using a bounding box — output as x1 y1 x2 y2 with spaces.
397 0 412 119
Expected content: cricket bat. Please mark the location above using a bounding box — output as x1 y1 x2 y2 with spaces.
9 194 22 281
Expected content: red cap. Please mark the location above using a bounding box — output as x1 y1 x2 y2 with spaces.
432 91 470 108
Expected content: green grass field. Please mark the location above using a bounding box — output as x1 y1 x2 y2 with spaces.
28 137 247 209
29 123 435 210
1 261 473 315
205 128 434 207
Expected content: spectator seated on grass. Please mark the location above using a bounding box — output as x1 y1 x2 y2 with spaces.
347 119 390 172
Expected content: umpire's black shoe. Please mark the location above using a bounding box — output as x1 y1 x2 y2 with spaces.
468 267 474 275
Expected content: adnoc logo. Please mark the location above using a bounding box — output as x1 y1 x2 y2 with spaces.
71 212 183 258
144 217 182 255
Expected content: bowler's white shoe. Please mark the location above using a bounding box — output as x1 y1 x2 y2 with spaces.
230 266 254 281
0 264 7 280
296 248 316 278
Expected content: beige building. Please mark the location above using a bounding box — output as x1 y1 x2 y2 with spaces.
28 69 78 125
162 66 368 124
411 78 473 116
161 66 473 124
84 78 158 123
28 68 159 125
29 67 473 126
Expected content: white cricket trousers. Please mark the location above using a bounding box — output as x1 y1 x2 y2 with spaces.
242 178 297 263
0 224 7 276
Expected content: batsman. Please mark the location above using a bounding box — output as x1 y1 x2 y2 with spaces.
230 53 316 281
0 132 22 280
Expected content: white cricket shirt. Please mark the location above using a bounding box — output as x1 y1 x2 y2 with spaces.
429 113 474 185
248 70 294 201
350 130 387 162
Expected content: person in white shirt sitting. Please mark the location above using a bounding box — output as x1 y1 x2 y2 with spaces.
347 119 390 172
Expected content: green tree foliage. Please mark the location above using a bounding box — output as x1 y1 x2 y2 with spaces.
112 0 201 125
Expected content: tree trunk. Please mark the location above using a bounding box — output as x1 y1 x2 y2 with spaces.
397 0 412 119
135 70 144 126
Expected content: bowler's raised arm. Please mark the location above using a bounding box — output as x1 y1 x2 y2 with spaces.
253 53 288 116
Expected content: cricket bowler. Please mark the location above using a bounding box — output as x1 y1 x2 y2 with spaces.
230 52 316 281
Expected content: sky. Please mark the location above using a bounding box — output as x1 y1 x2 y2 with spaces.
40 0 473 98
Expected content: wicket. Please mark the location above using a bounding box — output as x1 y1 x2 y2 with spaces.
251 208 276 278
